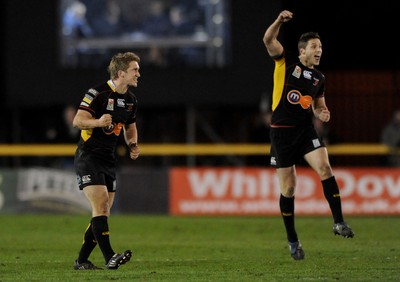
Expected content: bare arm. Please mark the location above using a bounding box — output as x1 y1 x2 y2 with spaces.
124 122 140 160
313 97 330 123
263 10 293 57
72 109 112 129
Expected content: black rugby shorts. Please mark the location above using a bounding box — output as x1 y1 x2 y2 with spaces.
74 148 117 192
270 125 325 168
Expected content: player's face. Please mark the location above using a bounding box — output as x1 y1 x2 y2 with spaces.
300 39 322 68
123 61 140 87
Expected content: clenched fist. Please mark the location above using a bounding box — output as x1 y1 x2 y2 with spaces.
98 114 113 127
129 142 140 160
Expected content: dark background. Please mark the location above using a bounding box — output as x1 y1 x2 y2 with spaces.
3 0 400 159
5 0 399 107
5 0 278 107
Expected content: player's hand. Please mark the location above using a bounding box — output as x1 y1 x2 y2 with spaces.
98 114 113 127
278 10 293 23
319 109 330 122
129 143 140 160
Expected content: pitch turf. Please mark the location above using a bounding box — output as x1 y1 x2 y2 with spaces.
0 214 398 281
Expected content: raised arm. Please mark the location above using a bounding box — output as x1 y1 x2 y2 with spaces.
263 10 293 57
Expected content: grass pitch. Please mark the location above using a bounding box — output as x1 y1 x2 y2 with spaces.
0 214 398 281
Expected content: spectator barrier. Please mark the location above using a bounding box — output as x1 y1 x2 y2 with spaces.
0 143 399 215
0 143 394 156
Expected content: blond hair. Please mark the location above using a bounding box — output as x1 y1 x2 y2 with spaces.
108 52 140 79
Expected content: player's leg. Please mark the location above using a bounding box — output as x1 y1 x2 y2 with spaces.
103 190 133 269
84 181 132 269
277 166 305 260
74 153 105 269
74 220 99 269
305 148 354 238
84 185 117 264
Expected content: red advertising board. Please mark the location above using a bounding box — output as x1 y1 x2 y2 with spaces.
170 167 400 215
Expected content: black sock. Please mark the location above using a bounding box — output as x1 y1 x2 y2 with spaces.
322 176 344 223
279 194 298 243
91 216 115 263
77 222 97 264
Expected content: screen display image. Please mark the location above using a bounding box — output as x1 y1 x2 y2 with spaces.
59 0 231 68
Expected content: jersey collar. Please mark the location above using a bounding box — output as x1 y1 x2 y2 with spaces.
107 80 117 92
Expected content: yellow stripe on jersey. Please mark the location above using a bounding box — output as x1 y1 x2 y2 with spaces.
272 57 286 111
83 97 92 105
81 128 93 142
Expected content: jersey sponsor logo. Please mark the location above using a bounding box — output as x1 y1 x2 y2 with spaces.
292 65 301 79
80 101 90 107
287 90 312 109
103 122 123 136
81 94 94 107
126 103 134 111
88 88 98 95
270 156 277 166
83 96 92 105
303 70 312 80
117 98 125 107
107 99 114 111
313 78 319 86
81 174 92 185
312 138 321 148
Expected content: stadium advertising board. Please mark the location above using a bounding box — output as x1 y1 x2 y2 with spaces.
0 168 91 214
170 167 400 216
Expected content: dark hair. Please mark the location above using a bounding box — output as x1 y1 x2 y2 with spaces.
298 32 320 52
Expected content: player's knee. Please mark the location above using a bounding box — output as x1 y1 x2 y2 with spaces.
93 200 110 215
317 164 333 179
282 186 295 197
101 203 110 214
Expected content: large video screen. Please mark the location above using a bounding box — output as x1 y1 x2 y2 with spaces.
59 0 231 68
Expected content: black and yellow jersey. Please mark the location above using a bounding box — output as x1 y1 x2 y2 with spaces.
270 50 325 127
77 80 138 157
